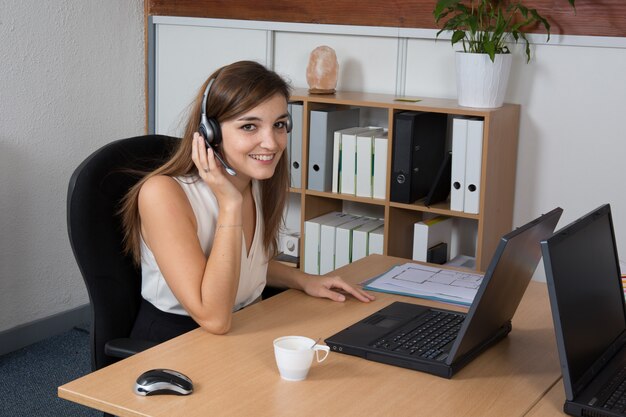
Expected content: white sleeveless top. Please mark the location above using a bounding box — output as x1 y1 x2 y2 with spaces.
140 176 268 315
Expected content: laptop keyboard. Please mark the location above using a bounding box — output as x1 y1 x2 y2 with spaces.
596 365 626 413
370 310 465 361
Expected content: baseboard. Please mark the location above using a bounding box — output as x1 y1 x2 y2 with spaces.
0 304 91 357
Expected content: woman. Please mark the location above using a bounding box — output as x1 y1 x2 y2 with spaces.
120 61 374 343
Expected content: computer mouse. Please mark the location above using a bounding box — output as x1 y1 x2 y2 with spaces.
134 368 193 396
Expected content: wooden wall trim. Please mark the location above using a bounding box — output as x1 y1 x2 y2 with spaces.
146 0 626 38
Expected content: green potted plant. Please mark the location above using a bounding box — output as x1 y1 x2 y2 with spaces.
433 0 576 107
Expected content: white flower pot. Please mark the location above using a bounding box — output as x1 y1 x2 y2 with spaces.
455 52 513 108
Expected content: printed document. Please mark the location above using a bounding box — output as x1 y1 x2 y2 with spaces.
362 263 483 306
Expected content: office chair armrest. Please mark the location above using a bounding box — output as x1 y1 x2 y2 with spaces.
262 285 286 300
104 338 158 359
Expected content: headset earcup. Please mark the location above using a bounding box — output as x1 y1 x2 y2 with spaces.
207 118 222 146
285 112 293 134
199 114 214 147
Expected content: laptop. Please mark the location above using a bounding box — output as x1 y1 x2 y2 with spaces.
542 204 626 417
325 207 563 378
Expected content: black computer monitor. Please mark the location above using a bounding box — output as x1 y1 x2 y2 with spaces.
542 204 625 398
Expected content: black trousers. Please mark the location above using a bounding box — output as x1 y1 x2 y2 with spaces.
130 299 199 344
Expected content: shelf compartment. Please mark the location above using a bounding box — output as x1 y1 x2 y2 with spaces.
305 190 386 206
389 200 480 220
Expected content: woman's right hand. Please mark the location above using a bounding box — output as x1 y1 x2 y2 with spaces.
192 133 242 208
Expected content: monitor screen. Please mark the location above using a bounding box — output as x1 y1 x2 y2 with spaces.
545 206 625 392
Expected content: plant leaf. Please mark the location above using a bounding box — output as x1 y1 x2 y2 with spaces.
434 0 462 20
451 30 467 44
519 33 531 63
484 40 496 59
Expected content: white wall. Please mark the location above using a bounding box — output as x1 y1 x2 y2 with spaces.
0 0 145 333
508 42 626 224
154 18 626 282
155 24 269 134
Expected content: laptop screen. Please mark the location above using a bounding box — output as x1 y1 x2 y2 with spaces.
543 205 626 397
447 207 563 362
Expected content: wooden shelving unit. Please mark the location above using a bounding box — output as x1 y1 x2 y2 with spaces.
289 88 520 272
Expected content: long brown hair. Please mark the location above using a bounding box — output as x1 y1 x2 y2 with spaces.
120 60 292 265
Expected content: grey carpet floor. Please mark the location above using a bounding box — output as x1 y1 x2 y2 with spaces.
0 325 100 417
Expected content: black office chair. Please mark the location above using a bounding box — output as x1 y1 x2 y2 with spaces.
67 134 180 371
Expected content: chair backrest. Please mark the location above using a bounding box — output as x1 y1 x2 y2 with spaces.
67 134 179 370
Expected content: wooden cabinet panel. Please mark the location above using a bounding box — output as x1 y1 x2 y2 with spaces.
146 0 626 38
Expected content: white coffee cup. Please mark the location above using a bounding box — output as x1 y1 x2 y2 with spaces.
273 336 330 381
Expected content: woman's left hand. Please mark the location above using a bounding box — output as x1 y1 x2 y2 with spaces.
301 275 376 303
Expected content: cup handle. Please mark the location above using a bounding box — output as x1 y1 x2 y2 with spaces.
314 345 330 362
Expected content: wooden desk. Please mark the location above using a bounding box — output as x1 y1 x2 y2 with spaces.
526 380 568 416
59 255 562 417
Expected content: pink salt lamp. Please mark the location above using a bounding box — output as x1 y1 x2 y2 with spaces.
306 46 338 94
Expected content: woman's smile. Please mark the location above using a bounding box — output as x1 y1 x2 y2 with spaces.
249 153 276 162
